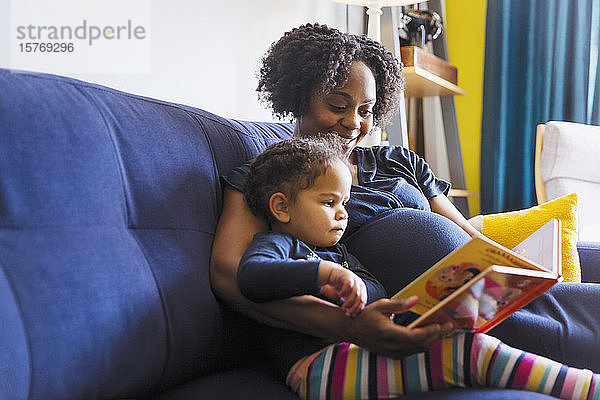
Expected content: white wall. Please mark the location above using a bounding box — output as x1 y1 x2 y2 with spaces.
0 0 366 122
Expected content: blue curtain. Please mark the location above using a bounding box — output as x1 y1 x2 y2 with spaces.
480 0 600 213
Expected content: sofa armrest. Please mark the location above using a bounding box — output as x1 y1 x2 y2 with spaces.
578 241 600 283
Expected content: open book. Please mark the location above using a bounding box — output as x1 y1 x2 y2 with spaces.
392 219 563 333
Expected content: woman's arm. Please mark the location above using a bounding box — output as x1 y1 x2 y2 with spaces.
429 194 481 237
209 186 278 324
210 187 453 357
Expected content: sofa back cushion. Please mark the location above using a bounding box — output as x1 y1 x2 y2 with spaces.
0 69 292 399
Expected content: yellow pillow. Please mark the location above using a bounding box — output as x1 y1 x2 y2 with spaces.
481 193 580 283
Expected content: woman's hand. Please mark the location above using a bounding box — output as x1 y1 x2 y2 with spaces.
345 296 454 359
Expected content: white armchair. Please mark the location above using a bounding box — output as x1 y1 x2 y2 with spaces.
535 121 600 242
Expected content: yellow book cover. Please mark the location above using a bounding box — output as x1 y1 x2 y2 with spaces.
392 219 562 332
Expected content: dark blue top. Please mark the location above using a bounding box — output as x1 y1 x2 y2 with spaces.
238 231 387 375
238 231 386 304
224 145 450 239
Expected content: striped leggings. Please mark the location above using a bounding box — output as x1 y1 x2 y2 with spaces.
287 332 600 400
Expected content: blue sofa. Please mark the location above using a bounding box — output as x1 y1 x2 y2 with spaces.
1 69 597 400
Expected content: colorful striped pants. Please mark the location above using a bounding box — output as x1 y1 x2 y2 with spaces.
287 332 600 400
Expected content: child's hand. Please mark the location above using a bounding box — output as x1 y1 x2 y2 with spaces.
318 260 367 317
332 268 368 317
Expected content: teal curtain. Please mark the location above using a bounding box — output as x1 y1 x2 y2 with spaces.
481 0 600 213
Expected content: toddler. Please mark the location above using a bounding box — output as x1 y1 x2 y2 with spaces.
238 136 386 317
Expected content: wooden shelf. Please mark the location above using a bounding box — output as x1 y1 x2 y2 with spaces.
400 46 466 98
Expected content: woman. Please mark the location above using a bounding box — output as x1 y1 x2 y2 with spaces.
210 23 599 371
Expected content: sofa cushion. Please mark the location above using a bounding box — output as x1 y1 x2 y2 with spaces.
0 68 293 399
578 241 600 283
150 362 297 400
0 227 167 399
150 362 556 400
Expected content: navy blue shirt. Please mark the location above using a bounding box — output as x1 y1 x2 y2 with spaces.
224 145 450 239
238 231 387 375
238 231 386 304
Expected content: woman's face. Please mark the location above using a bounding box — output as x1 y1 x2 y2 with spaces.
297 61 376 157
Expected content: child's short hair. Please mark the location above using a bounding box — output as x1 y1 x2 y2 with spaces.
243 136 351 223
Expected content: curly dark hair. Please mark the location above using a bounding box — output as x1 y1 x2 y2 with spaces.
257 23 404 128
244 136 351 223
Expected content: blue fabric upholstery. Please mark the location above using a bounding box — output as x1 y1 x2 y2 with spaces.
0 69 291 399
578 241 600 283
0 68 593 399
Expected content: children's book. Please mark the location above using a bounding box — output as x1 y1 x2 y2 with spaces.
392 219 563 333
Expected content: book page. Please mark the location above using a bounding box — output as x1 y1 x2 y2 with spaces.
392 236 550 317
511 219 562 275
407 265 560 333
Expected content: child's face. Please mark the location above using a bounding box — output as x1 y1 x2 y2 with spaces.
285 160 351 248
